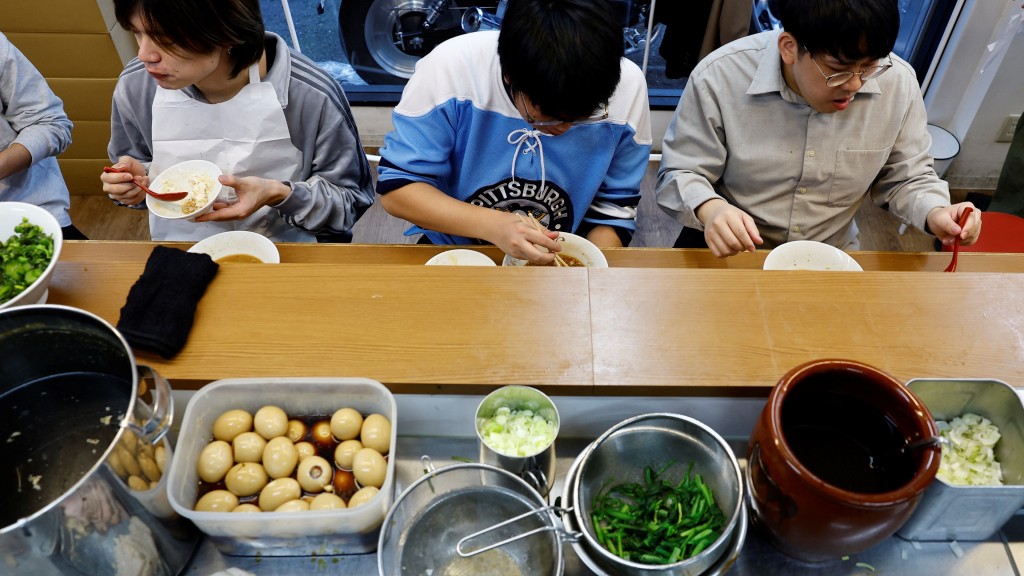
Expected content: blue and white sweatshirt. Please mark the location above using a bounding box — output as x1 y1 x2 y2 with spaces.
377 32 652 244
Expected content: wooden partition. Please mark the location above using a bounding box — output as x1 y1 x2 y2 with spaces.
0 0 134 194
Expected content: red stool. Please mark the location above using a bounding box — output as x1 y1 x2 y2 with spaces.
941 212 1024 253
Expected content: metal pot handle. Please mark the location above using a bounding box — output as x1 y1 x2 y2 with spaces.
456 505 580 558
124 364 174 444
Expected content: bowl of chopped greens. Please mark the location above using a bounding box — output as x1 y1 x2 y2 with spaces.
572 413 744 575
0 202 62 310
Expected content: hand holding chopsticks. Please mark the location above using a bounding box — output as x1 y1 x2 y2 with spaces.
515 213 568 267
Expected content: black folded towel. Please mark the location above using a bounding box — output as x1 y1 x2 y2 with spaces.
117 245 219 358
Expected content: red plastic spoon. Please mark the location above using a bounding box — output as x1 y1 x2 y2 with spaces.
103 166 189 201
944 207 974 273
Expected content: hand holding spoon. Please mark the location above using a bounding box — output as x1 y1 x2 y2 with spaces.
103 166 189 201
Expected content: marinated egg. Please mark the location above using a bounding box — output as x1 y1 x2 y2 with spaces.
330 407 363 441
309 492 346 511
286 419 307 443
121 428 139 452
295 441 317 461
213 409 253 442
197 440 234 483
107 450 126 477
275 499 310 512
127 475 150 491
332 469 357 500
262 436 299 479
360 414 392 455
259 477 302 511
296 456 333 493
253 405 289 440
117 445 142 477
352 448 387 488
232 503 262 513
154 444 167 473
224 462 269 497
138 453 161 483
333 439 363 470
232 431 267 463
195 489 239 512
348 486 379 509
310 420 334 449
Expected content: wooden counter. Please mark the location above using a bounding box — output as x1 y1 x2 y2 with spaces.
49 242 1024 393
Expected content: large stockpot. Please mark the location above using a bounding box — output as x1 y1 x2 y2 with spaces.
0 305 198 575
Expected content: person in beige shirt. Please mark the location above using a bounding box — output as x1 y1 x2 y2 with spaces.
656 0 982 257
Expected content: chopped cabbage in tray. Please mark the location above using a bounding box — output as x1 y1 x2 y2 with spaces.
936 413 1003 486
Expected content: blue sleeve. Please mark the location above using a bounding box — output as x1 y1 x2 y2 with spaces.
376 100 459 195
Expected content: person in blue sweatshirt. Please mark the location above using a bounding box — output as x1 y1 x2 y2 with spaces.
376 0 652 265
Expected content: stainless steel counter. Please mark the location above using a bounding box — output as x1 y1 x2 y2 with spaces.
173 393 1023 576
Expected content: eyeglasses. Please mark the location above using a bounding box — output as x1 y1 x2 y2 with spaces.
517 92 608 127
805 47 892 88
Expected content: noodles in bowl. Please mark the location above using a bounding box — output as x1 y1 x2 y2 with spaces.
502 232 608 268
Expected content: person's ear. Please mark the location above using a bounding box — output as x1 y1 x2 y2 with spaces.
778 32 799 65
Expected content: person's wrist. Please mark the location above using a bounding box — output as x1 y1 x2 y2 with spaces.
274 181 294 205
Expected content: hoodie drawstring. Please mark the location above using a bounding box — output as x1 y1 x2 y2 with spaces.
507 128 548 196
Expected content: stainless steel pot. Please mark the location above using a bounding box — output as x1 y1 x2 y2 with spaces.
0 305 198 575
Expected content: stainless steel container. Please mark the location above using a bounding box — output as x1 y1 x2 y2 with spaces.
0 305 198 575
476 385 559 497
898 378 1024 541
378 460 568 575
572 413 745 576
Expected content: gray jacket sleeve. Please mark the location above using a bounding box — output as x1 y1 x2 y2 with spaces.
271 47 373 236
0 32 72 164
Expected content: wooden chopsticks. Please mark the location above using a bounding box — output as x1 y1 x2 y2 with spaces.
516 213 568 267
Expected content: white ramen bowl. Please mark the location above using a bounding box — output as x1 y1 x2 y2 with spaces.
424 249 496 266
502 232 608 268
0 202 63 310
187 230 280 264
147 160 222 221
763 240 863 271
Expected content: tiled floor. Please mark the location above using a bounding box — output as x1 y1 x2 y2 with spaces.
69 163 940 252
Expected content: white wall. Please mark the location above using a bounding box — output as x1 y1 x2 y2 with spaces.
925 0 1023 189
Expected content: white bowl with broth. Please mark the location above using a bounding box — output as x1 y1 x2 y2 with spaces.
502 232 608 268
763 240 863 271
188 230 280 264
147 160 222 220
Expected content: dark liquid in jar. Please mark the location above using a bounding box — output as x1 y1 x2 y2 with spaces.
781 374 916 493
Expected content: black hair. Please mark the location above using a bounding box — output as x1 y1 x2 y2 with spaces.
498 0 624 120
776 0 899 61
114 0 265 78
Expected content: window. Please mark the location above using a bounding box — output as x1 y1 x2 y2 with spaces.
262 0 957 108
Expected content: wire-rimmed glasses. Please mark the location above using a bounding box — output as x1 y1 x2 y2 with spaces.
805 47 893 87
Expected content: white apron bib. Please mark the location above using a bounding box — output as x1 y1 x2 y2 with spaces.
149 64 312 242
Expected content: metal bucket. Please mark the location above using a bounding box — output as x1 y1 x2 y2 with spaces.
377 458 569 575
0 305 198 575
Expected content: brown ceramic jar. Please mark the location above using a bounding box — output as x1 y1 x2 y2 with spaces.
747 359 940 563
